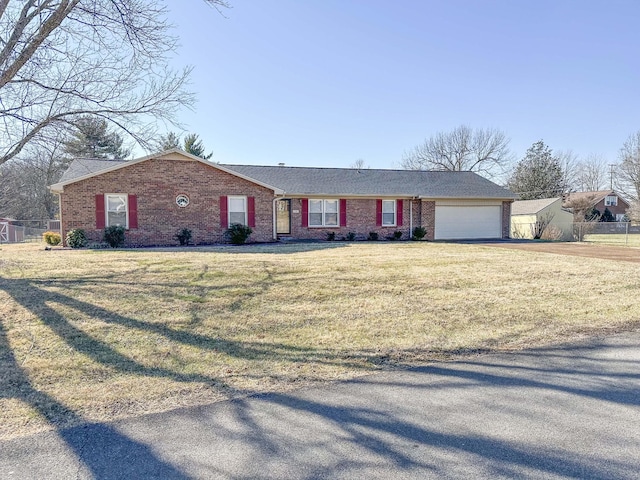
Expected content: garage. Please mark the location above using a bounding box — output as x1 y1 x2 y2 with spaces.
435 201 502 240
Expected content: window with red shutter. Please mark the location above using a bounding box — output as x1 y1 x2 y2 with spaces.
220 196 228 228
128 195 138 229
247 196 256 228
95 194 105 229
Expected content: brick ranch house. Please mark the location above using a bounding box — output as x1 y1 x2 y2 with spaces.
49 149 516 246
563 190 631 222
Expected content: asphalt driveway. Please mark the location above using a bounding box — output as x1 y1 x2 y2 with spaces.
2 331 639 479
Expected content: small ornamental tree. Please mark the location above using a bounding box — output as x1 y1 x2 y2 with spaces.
103 225 126 248
226 223 252 245
43 231 62 246
66 229 87 248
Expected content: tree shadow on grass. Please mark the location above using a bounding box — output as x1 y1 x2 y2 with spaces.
0 318 191 479
0 272 381 477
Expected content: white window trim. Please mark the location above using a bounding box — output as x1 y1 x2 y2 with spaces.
105 193 129 229
604 195 618 207
228 195 248 226
308 199 339 227
382 199 397 227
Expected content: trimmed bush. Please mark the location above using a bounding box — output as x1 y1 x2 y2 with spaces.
66 229 87 249
368 231 379 241
103 225 126 248
176 228 192 246
346 232 356 241
43 231 62 246
226 223 252 245
326 231 336 241
412 226 427 241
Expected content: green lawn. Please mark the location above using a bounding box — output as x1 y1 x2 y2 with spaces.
1 241 639 439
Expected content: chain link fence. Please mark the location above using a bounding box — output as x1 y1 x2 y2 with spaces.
0 219 59 244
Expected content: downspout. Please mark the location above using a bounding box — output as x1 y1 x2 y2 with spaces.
409 198 413 235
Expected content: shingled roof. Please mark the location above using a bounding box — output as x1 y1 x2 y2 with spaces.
221 165 514 198
511 197 562 215
52 151 515 200
58 158 129 184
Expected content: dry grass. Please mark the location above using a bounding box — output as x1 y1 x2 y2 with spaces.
584 233 640 246
1 241 639 439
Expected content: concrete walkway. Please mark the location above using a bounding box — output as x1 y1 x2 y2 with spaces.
2 332 639 479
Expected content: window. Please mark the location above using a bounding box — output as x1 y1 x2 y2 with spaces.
106 194 128 228
228 196 247 225
382 200 396 226
309 199 339 227
605 195 618 206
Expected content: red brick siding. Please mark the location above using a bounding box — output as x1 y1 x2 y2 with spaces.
60 158 274 246
594 198 628 219
420 201 436 240
287 198 413 240
502 201 512 238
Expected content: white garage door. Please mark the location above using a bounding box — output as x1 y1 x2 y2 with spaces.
435 204 502 240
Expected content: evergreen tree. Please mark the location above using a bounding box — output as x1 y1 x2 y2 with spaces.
508 141 565 200
63 116 130 159
183 133 213 160
157 132 181 151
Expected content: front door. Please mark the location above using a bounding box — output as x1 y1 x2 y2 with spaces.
276 199 291 235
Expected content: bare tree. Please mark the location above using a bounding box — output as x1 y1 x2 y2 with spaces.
350 159 369 169
401 125 512 179
575 154 609 192
556 150 580 192
0 0 229 166
618 131 640 200
530 212 555 240
0 140 68 219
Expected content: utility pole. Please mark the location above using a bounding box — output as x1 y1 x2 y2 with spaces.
609 164 616 190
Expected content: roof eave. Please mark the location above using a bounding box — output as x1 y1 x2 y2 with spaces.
49 149 285 195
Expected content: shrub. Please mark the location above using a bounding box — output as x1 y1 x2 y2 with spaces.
387 230 403 241
226 223 252 245
43 231 62 246
326 231 336 241
176 228 192 246
66 229 87 249
368 231 379 241
412 226 426 241
103 225 126 248
346 232 356 241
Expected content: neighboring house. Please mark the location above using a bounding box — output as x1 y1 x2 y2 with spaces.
563 190 630 222
49 149 516 247
0 218 25 243
510 198 574 240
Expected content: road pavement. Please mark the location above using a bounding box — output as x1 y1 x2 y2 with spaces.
1 331 639 479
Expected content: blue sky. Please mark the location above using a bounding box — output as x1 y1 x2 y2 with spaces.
164 0 640 170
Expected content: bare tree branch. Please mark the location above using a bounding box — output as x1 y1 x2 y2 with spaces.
401 125 512 179
0 0 229 166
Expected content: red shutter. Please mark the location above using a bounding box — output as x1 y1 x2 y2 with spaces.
396 199 403 226
128 195 138 229
220 196 228 228
95 194 105 229
340 199 347 227
247 196 256 228
376 199 382 227
301 198 308 227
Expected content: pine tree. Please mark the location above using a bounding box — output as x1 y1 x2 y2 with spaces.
508 141 565 200
63 116 130 159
